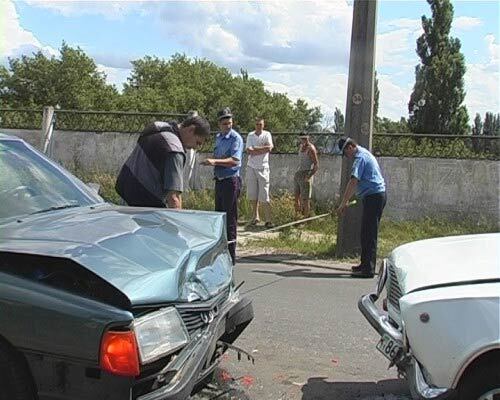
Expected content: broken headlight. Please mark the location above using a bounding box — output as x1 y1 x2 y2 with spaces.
133 307 189 363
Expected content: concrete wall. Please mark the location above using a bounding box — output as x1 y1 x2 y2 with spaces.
5 128 499 223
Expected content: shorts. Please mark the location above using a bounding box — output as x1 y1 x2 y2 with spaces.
246 166 270 202
294 170 313 200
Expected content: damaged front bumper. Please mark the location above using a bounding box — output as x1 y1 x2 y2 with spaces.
137 294 253 400
358 294 451 400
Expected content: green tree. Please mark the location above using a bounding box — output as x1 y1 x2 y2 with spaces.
333 107 345 133
481 112 500 155
471 113 483 152
121 53 320 132
0 43 118 110
289 99 322 132
2 48 322 133
408 0 469 135
376 117 410 133
258 92 295 132
472 113 482 136
493 114 500 136
482 112 498 136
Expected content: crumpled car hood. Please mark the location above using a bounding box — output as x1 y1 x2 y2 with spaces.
0 205 233 306
389 233 500 294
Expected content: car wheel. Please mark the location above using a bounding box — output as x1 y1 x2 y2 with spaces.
457 359 500 400
0 341 36 400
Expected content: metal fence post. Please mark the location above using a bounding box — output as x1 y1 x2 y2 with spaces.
41 106 55 155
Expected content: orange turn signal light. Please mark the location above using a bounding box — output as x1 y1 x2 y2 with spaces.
100 330 140 377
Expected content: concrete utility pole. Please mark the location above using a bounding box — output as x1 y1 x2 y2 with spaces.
336 0 378 257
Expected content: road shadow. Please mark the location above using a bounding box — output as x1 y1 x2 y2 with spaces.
252 268 354 280
301 377 410 400
239 253 350 273
239 253 306 262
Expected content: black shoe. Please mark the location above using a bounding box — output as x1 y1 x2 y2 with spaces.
264 222 274 229
351 265 374 278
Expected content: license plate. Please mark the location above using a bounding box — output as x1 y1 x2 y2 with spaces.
376 333 402 361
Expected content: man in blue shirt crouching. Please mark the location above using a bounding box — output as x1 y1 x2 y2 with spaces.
201 108 244 265
335 137 386 278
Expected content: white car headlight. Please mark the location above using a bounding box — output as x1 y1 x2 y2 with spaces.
134 307 189 364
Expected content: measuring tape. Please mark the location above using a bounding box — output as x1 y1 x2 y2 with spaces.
227 199 358 244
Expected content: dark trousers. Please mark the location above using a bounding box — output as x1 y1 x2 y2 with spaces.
215 176 241 265
360 192 387 272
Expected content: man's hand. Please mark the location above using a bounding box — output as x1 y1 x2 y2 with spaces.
200 158 215 166
166 191 182 209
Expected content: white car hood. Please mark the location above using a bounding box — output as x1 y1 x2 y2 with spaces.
389 233 500 294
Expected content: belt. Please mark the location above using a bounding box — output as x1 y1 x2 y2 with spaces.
214 175 239 182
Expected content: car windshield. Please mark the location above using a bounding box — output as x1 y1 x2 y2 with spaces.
0 139 101 220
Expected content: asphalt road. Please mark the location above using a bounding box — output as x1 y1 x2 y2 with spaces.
193 257 412 400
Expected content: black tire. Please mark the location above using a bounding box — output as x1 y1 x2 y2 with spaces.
0 341 37 400
457 358 500 400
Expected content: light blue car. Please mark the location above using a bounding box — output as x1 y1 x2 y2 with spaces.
0 133 253 400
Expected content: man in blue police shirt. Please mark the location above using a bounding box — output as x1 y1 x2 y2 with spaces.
335 137 386 278
201 108 244 265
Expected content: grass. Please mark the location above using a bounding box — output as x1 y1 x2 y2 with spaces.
75 171 497 260
77 171 122 204
377 217 497 257
251 216 497 260
184 189 330 227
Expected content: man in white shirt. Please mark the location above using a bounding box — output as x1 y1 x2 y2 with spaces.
245 117 273 227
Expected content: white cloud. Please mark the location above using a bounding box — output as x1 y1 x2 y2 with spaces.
485 34 499 65
376 18 421 69
0 0 57 60
22 0 150 19
454 16 482 31
378 74 412 120
384 17 421 31
157 1 353 71
375 28 500 119
464 35 500 116
20 0 354 68
92 53 133 69
372 18 423 119
96 64 131 92
256 65 348 120
377 29 415 69
5 0 499 123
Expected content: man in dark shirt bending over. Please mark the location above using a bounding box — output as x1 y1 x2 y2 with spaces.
116 115 210 209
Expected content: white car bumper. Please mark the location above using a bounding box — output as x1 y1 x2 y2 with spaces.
358 293 453 399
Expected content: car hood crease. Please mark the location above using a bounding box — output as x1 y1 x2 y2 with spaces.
0 205 230 305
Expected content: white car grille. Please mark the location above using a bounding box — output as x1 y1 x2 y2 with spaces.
387 262 403 312
175 288 230 336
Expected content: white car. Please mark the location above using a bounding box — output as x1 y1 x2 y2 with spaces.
359 233 500 400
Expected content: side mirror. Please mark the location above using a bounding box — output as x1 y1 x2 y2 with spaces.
87 182 101 195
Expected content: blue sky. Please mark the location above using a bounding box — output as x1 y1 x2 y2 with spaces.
2 0 499 122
